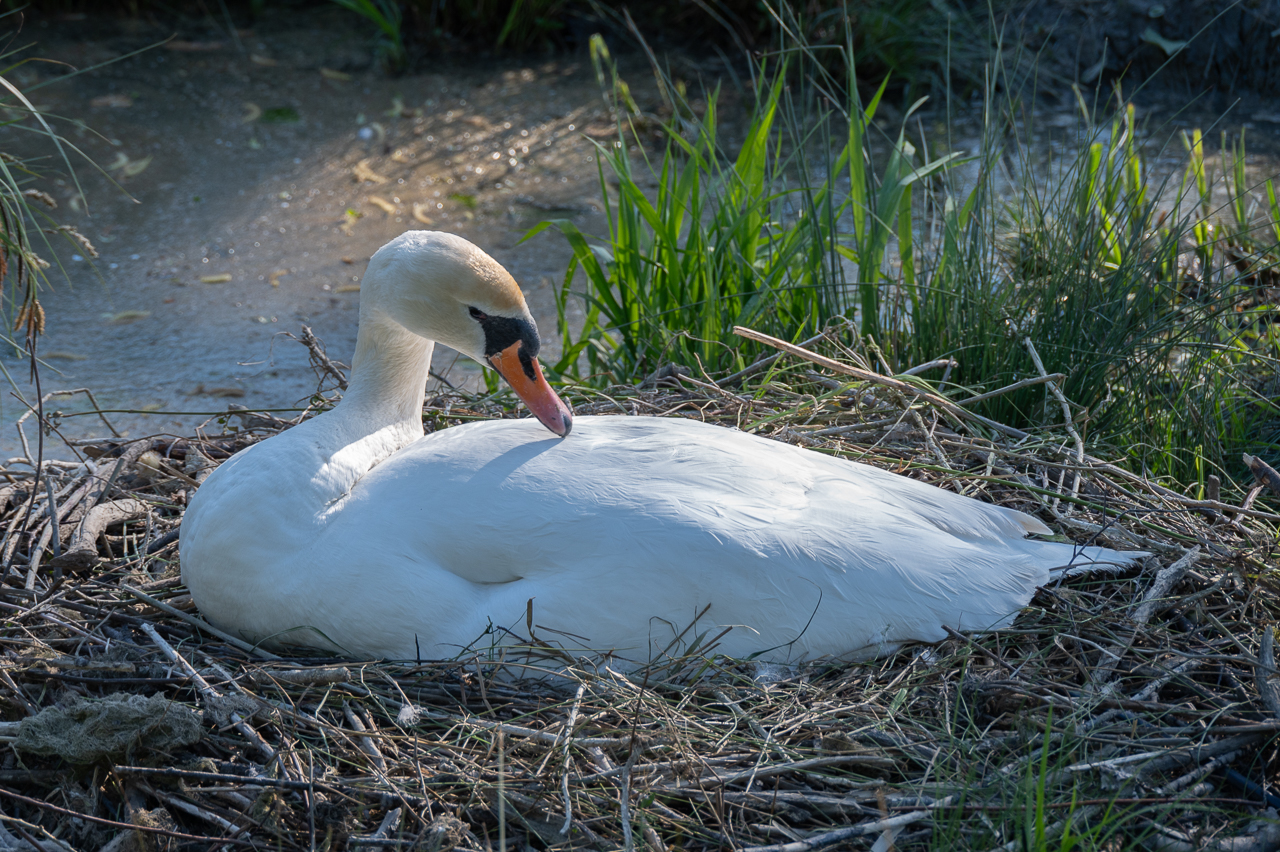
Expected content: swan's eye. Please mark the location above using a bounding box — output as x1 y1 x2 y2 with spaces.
468 307 488 321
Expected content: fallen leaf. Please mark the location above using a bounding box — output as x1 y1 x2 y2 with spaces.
249 54 277 67
1141 27 1187 55
335 284 361 293
368 195 396 214
320 67 352 81
241 102 262 123
268 269 289 287
122 156 152 177
353 158 389 184
90 94 133 108
200 273 232 283
105 152 131 171
102 310 150 324
412 203 433 225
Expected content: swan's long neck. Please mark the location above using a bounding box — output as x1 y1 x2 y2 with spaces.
301 314 434 486
338 314 435 433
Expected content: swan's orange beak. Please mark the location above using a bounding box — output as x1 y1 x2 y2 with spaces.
488 341 573 437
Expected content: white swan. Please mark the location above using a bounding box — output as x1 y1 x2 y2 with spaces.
180 230 1146 665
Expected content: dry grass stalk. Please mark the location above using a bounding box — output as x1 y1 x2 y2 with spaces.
0 329 1274 850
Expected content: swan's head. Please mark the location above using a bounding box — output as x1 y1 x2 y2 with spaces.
364 230 573 436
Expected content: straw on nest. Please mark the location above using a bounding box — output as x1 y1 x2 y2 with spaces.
0 326 1276 852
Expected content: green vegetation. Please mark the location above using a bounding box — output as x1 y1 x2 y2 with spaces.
534 27 1280 485
328 0 407 72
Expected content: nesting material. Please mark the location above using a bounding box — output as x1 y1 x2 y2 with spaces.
0 329 1274 850
15 694 202 763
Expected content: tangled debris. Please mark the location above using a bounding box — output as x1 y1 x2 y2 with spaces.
0 327 1276 851
13 694 202 765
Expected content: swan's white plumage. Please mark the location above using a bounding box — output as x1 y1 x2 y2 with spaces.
181 230 1146 665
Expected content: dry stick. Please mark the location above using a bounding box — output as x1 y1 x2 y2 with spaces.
1154 747 1246 797
559 682 586 835
140 622 277 764
1230 484 1264 532
953 372 1067 407
48 477 97 544
1144 815 1280 852
250 667 352 685
1254 627 1280 722
13 387 120 438
345 702 388 773
1132 657 1205 704
712 688 790 760
688 754 898 787
444 711 631 749
739 802 952 852
1243 453 1280 496
1024 336 1084 511
300 324 350 391
0 668 36 717
0 785 255 846
618 738 642 852
732 326 1030 440
41 475 59 561
720 329 833 386
52 498 150 571
370 808 405 843
901 358 958 376
40 440 156 576
149 788 249 837
21 473 89 588
124 586 281 660
1088 455 1280 521
942 625 1014 672
1058 518 1187 556
1093 547 1201 693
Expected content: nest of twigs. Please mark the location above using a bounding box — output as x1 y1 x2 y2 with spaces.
0 327 1277 852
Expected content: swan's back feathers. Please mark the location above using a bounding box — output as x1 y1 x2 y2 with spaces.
271 416 1143 662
